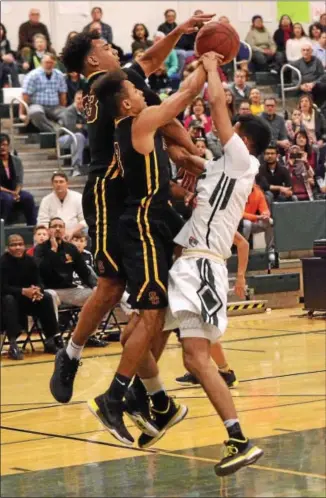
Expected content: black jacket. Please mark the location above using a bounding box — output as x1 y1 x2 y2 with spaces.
258 162 293 197
34 240 95 289
0 252 43 296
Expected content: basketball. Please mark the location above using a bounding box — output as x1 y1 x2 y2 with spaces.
195 22 240 65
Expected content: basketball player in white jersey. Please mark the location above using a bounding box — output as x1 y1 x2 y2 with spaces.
168 52 272 477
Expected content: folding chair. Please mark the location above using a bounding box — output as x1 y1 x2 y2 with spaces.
98 305 127 342
0 316 46 354
58 305 82 343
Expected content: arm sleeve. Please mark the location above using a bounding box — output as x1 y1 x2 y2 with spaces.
315 60 325 82
76 195 86 225
166 51 178 77
37 197 50 226
278 118 288 140
23 72 36 95
14 157 24 185
59 72 68 93
257 191 270 215
0 261 23 296
282 167 293 188
124 65 161 106
243 211 259 222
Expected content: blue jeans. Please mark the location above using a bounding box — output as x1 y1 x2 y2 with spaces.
59 133 88 167
0 190 37 225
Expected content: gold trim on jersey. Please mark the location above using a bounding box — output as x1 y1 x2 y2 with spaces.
114 116 130 127
136 148 167 301
101 178 119 272
86 70 107 83
94 177 100 258
104 157 117 178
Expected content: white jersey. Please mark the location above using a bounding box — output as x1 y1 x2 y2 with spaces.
174 133 260 259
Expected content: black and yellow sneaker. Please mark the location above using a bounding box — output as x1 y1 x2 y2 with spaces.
175 372 200 386
124 384 159 437
219 370 239 389
138 398 188 449
214 439 264 477
88 394 134 446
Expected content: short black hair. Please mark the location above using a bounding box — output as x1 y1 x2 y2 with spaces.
264 142 278 152
91 6 102 14
0 133 10 145
61 31 100 74
51 172 68 182
237 115 272 157
164 9 176 16
0 23 7 39
7 234 24 245
92 69 128 118
264 96 277 104
49 217 65 227
132 23 149 41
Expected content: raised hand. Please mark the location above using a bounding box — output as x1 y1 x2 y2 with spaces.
177 13 215 34
201 52 224 71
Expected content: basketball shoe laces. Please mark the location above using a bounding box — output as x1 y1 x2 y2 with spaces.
59 357 82 385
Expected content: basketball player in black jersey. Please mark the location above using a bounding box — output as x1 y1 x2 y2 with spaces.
50 17 212 423
87 57 216 446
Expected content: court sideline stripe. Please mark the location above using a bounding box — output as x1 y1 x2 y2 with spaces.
1 425 325 481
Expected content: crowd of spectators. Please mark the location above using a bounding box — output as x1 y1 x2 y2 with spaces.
0 7 326 358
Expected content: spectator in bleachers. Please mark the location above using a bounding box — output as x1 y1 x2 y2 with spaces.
313 31 326 68
123 48 145 69
22 53 67 132
249 88 264 115
184 97 212 133
320 13 326 32
34 217 96 308
260 97 290 152
309 22 323 47
224 88 236 120
259 144 296 202
1 234 62 360
229 69 251 106
245 15 279 73
286 23 310 63
293 129 317 170
292 43 326 108
83 6 113 44
71 232 97 288
18 9 51 59
26 225 48 257
232 100 252 124
0 23 20 87
65 72 87 106
0 133 37 226
157 9 177 35
187 120 206 141
147 32 179 91
23 33 60 72
273 15 293 66
37 172 86 240
218 16 230 24
286 109 304 142
285 144 315 200
241 183 275 262
298 95 326 147
194 138 213 160
131 23 153 53
206 123 222 159
59 89 88 176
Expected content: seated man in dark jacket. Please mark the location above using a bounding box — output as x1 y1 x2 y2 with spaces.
0 234 62 360
34 217 96 308
259 144 297 201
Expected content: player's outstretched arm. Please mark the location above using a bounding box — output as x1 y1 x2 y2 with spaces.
133 63 209 155
137 13 215 76
202 53 234 146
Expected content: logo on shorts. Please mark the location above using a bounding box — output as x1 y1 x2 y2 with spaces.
149 291 160 306
97 260 105 274
189 236 199 247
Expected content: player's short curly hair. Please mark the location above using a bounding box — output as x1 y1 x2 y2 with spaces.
61 31 100 74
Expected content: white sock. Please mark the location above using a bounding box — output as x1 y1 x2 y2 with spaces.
66 339 84 360
224 418 240 429
141 375 165 395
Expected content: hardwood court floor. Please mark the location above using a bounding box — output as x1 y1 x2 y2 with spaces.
1 308 325 497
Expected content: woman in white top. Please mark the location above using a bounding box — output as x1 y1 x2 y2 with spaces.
286 23 311 62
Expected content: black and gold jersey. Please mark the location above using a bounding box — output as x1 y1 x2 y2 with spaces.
83 63 161 177
114 116 170 209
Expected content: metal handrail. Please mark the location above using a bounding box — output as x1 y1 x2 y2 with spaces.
9 97 29 150
233 41 252 73
280 64 302 113
55 127 78 170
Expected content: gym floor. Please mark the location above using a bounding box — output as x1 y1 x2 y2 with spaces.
1 308 325 497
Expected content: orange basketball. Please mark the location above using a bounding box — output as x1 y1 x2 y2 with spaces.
195 22 240 65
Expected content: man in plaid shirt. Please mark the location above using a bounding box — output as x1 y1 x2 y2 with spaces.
22 53 67 132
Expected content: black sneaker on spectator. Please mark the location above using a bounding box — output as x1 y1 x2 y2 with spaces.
175 372 200 386
50 348 81 403
8 342 24 360
219 369 239 388
85 336 108 348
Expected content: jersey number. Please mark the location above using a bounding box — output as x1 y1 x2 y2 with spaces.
83 92 99 124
